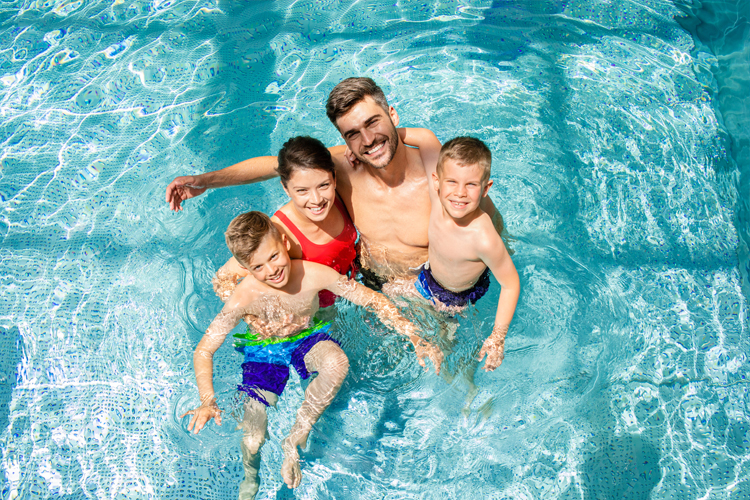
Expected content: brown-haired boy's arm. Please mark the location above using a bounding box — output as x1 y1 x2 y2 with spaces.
180 300 245 433
475 221 520 372
322 271 443 374
165 156 279 211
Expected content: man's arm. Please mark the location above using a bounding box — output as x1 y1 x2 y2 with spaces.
166 156 279 211
324 271 443 373
475 221 520 372
212 257 248 301
179 301 243 433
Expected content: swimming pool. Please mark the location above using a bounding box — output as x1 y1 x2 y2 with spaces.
1 0 748 498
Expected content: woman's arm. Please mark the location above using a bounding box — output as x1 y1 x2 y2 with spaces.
165 156 279 211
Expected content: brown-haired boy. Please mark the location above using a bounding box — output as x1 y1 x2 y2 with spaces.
181 211 442 499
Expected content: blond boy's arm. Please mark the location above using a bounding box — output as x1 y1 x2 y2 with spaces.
399 129 504 235
476 219 520 371
398 128 442 175
323 270 443 373
180 300 244 433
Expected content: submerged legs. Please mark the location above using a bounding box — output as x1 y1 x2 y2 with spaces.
281 340 349 489
238 392 276 500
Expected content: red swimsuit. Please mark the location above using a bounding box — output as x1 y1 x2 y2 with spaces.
274 197 357 307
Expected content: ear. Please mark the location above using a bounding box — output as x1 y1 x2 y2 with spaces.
389 106 400 127
281 180 290 197
432 172 440 192
483 179 493 197
281 233 291 251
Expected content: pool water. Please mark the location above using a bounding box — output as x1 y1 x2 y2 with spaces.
1 0 748 499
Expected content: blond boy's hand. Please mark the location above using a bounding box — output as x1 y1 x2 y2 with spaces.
181 403 222 434
477 333 505 372
411 336 444 374
343 147 362 168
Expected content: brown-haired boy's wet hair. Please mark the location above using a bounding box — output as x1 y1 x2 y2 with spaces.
326 77 389 126
277 136 336 187
437 137 492 182
225 211 281 267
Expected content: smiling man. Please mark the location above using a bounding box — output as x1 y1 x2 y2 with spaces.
165 77 501 288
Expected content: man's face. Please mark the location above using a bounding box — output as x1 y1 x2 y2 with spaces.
335 96 400 169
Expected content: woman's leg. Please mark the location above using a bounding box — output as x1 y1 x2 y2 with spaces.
281 341 349 488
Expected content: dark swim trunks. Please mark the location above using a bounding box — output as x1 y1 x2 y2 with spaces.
234 318 339 406
414 264 491 308
353 256 388 292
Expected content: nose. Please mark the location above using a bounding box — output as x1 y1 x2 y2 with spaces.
456 183 468 197
310 189 322 204
264 262 278 275
361 128 375 147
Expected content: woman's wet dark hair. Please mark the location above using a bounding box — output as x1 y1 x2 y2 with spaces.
277 136 336 187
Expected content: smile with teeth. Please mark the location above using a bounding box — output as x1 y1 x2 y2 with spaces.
365 141 385 156
267 269 284 282
308 202 327 214
450 200 469 208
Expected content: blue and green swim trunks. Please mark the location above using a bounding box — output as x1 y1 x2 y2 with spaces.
234 317 339 407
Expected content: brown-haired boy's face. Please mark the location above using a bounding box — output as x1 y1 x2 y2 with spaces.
336 96 399 169
242 233 292 289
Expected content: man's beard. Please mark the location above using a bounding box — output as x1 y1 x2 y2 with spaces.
355 124 399 169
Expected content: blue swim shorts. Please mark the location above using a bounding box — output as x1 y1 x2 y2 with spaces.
414 264 491 308
234 317 339 407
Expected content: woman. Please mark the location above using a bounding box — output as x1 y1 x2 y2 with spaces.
214 136 357 309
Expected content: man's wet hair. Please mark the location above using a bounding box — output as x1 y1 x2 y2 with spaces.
436 137 492 182
225 211 281 267
326 77 389 126
277 136 336 187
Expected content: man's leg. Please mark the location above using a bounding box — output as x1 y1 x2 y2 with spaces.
238 391 277 500
281 341 349 488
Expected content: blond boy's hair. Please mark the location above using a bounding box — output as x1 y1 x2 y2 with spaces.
436 137 492 182
225 211 280 267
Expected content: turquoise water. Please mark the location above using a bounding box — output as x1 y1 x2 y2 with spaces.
1 1 748 499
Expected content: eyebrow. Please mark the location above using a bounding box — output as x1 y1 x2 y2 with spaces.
343 114 380 138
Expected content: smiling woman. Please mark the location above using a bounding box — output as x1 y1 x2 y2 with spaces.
213 136 357 308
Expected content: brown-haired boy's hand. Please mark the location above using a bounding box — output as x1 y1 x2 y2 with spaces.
165 175 207 211
181 403 222 434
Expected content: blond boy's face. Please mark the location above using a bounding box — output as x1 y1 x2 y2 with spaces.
432 159 492 220
241 233 292 289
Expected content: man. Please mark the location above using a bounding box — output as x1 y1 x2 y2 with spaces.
166 77 502 289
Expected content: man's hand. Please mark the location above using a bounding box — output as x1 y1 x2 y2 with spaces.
477 329 507 372
166 175 208 211
410 336 444 374
181 402 222 434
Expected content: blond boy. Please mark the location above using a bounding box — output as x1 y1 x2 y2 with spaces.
395 133 520 371
181 212 442 499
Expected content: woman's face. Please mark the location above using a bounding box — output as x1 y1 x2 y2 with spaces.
283 168 337 222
